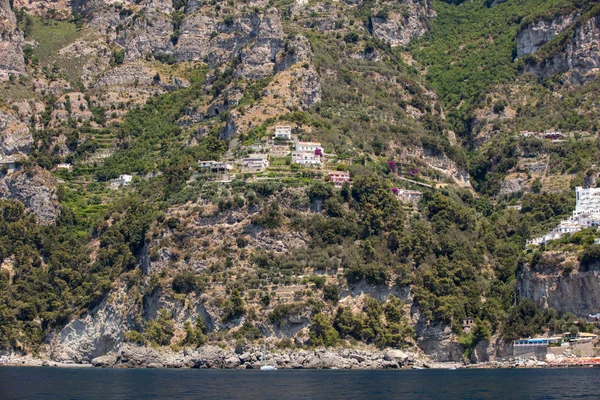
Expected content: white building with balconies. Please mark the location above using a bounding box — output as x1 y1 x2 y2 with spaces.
527 187 600 245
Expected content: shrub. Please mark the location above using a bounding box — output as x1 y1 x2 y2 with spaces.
172 271 199 294
145 309 174 346
309 313 339 347
323 283 339 303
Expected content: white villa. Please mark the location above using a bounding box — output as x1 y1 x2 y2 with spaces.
241 154 269 173
295 141 322 153
274 126 292 141
292 152 321 165
56 163 73 171
110 174 133 188
527 186 600 245
198 160 233 174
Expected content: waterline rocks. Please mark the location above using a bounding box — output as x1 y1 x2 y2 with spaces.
92 344 418 370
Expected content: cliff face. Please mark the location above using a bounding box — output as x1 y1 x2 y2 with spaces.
523 14 600 84
371 0 435 47
0 0 25 81
517 252 600 316
515 13 578 58
0 167 60 225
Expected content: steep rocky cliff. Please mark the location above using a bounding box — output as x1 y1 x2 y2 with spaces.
517 252 600 316
515 13 578 58
371 0 435 47
522 12 600 84
0 167 60 225
0 0 25 81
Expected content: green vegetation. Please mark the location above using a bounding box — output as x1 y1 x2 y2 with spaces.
410 0 586 138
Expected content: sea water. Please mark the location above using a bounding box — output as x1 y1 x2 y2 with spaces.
0 367 598 399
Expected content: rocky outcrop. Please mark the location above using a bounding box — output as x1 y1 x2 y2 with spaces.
515 13 578 58
517 253 600 316
0 109 33 156
523 13 600 84
414 314 463 362
371 0 435 47
13 0 71 17
94 343 415 369
0 0 25 81
0 167 60 225
234 9 285 80
94 64 161 89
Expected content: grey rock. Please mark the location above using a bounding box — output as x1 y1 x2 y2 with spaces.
0 0 25 81
92 354 117 368
523 15 600 84
0 167 60 225
516 13 578 58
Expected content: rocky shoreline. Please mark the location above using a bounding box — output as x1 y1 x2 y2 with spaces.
0 344 459 370
4 344 592 370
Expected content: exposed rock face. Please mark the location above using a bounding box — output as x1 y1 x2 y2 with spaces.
0 109 33 156
13 0 71 17
93 343 415 369
371 0 435 47
515 13 578 58
0 167 60 225
517 253 600 316
47 282 216 363
234 9 285 80
414 317 463 362
523 14 600 84
0 0 25 81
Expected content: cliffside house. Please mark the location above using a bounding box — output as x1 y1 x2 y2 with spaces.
274 126 292 141
198 160 233 174
527 186 600 245
329 171 350 186
295 141 322 153
394 189 423 205
0 157 17 173
544 130 562 140
241 154 269 173
463 318 475 334
292 152 321 165
56 163 72 171
110 174 133 188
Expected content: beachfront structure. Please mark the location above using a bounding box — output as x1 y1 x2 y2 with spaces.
295 141 322 153
527 187 600 245
513 338 561 346
292 152 321 165
329 171 350 186
274 126 292 140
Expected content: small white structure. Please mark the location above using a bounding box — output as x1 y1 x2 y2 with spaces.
242 154 269 173
274 126 292 141
295 141 322 153
110 174 133 188
292 152 321 165
0 156 17 173
328 171 350 186
395 189 422 205
56 163 72 171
